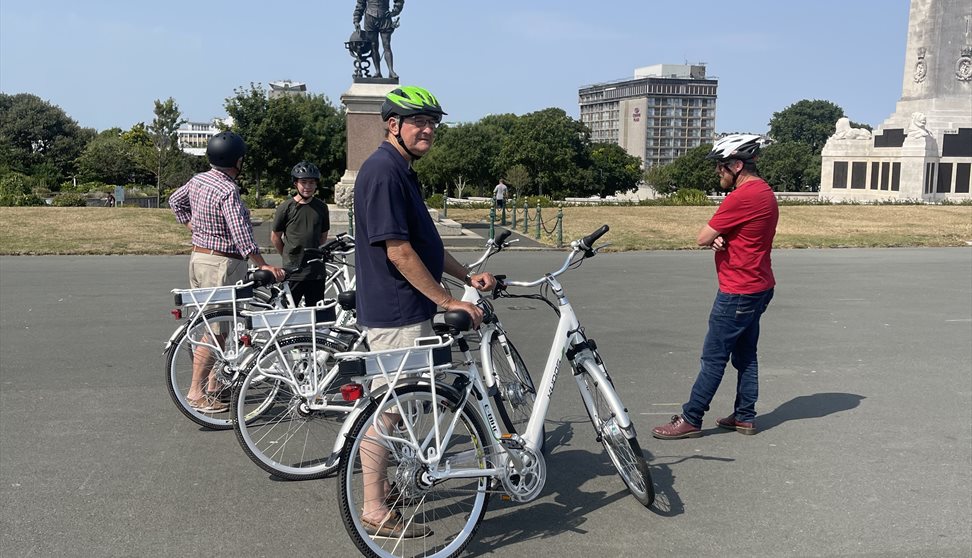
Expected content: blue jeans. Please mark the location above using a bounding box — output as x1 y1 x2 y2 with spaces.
682 288 774 427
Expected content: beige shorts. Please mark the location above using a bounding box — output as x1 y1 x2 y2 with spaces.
367 321 435 390
189 251 247 289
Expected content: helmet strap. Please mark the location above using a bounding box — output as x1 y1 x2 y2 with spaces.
393 116 423 161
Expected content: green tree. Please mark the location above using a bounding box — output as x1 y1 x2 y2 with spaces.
290 93 346 196
121 123 153 148
78 130 141 185
134 97 187 196
590 143 643 198
644 143 717 194
768 99 846 153
415 121 502 196
503 164 532 201
0 93 94 185
497 108 592 199
224 84 306 196
758 141 821 192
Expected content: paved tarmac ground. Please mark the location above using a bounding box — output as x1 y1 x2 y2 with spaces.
1 248 970 557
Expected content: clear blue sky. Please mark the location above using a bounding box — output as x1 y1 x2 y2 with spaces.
1 0 910 134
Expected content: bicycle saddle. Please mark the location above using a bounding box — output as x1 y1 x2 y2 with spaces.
337 290 356 311
248 269 276 287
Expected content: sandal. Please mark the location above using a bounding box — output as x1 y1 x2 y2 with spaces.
361 510 431 539
188 395 228 413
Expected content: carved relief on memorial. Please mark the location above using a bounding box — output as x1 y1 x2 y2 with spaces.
831 117 873 140
956 46 972 81
914 47 927 83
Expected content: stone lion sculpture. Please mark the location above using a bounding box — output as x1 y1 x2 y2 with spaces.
906 112 930 139
831 117 872 140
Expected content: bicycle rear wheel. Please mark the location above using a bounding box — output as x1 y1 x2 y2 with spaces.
232 332 354 480
164 309 242 430
337 384 491 558
575 357 654 507
486 334 544 450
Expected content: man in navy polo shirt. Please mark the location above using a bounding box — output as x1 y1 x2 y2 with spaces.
353 85 496 539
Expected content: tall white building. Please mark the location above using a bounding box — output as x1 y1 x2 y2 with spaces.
579 64 718 168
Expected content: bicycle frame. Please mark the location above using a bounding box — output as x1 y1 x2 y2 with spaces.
375 235 634 486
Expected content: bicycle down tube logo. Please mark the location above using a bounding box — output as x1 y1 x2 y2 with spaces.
547 360 561 398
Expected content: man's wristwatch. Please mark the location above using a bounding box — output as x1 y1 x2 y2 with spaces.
464 273 473 286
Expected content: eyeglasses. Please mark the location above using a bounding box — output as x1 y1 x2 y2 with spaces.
403 116 440 130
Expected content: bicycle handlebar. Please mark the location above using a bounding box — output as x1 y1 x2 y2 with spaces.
579 224 609 252
466 229 514 270
497 225 609 289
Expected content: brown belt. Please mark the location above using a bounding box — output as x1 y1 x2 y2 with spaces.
192 246 244 261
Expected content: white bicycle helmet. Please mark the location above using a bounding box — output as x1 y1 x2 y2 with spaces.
706 134 769 162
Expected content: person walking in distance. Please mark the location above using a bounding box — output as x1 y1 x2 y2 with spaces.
493 178 508 210
271 161 330 307
353 85 497 538
652 134 778 439
168 131 285 413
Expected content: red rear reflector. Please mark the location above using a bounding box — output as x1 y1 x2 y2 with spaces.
341 383 364 402
171 309 182 319
240 334 252 347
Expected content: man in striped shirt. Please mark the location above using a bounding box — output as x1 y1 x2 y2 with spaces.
168 131 284 412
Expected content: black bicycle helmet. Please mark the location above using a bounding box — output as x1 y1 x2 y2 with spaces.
291 161 321 181
206 131 247 167
706 134 768 162
380 85 446 122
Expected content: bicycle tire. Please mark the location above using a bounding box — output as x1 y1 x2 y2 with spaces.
164 309 244 430
232 332 355 480
337 384 491 558
486 334 545 451
575 357 654 507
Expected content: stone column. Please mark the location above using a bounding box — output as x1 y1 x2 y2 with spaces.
334 81 399 209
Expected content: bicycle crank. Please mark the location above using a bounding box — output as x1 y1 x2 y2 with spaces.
499 446 546 502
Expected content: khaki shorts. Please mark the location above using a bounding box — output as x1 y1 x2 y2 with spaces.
189 251 247 289
367 321 435 390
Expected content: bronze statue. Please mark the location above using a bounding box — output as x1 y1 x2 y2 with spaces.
352 0 404 80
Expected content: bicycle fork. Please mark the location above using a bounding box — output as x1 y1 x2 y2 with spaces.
567 334 637 439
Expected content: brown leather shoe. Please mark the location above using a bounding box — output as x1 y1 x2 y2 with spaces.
716 415 756 435
652 415 702 439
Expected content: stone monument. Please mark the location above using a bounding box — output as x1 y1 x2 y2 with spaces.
820 0 971 201
334 1 404 210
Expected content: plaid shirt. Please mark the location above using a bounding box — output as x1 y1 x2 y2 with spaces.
169 169 259 258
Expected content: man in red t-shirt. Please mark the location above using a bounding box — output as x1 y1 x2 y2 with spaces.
653 134 778 439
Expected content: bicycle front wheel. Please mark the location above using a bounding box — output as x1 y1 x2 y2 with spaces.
232 333 353 480
576 358 654 507
164 309 242 430
338 384 491 558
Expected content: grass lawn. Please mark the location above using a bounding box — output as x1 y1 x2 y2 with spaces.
0 205 969 255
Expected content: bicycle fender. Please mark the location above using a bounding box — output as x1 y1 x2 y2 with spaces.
163 321 189 353
573 356 634 433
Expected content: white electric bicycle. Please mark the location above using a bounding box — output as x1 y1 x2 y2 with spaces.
335 225 653 558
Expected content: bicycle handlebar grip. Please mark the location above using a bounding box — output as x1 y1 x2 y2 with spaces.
494 229 512 246
580 224 610 250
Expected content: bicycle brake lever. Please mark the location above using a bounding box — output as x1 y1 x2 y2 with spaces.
491 275 508 299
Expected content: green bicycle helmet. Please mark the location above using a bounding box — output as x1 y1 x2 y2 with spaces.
381 85 447 121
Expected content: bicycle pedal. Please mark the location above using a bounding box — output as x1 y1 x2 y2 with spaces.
499 434 524 450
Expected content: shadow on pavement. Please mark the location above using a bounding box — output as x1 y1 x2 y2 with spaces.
469 418 644 553
758 392 866 431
